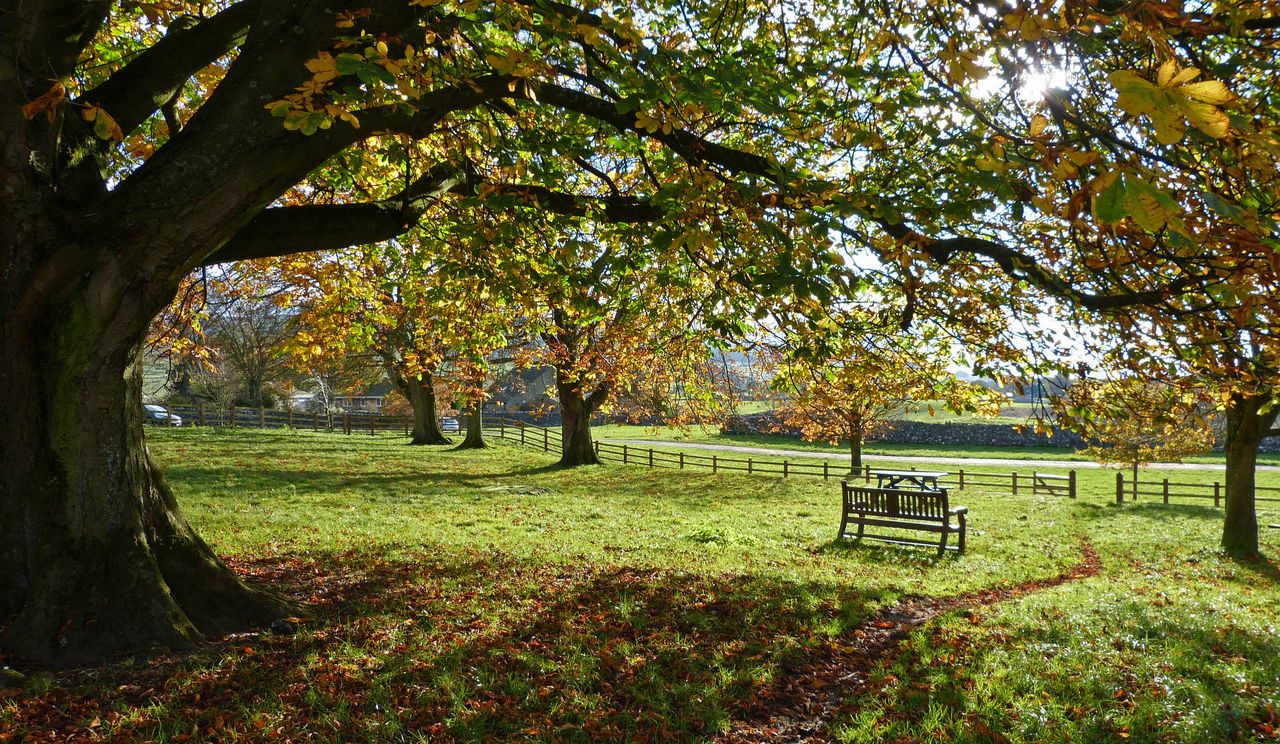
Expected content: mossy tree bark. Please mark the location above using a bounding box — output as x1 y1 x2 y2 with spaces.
0 248 292 666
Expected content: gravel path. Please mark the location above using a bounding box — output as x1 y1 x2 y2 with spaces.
601 439 1280 472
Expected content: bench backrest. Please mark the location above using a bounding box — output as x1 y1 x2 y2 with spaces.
842 484 950 521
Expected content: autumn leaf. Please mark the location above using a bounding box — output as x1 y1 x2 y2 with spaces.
81 104 123 141
21 81 66 122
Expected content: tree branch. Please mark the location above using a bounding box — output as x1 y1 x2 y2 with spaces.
203 162 670 266
202 163 473 266
79 1 263 137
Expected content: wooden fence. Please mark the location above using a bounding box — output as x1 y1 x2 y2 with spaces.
152 408 1078 499
487 419 1077 498
161 404 416 435
1114 472 1280 508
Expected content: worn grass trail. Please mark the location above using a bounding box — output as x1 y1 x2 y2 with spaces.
719 540 1102 742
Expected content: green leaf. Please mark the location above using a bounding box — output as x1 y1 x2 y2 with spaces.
1093 173 1126 224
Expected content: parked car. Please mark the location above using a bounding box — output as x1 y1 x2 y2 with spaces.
440 417 460 433
143 404 182 426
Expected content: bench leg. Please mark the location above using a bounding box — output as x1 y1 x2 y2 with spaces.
838 512 849 540
855 516 866 543
937 529 948 557
957 513 966 554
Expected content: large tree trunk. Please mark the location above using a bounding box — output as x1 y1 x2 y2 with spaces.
393 370 449 445
456 399 488 450
1221 393 1278 556
556 373 604 467
0 270 291 666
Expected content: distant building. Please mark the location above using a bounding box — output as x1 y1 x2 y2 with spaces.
291 381 394 412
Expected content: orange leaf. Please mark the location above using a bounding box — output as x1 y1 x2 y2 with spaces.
21 82 66 122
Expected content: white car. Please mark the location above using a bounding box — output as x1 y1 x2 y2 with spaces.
440 417 460 433
143 404 182 426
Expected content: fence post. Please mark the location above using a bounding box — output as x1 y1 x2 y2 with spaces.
520 426 526 446
864 463 870 483
287 407 293 429
713 455 718 473
648 448 654 468
679 452 685 469
1012 471 1018 495
500 419 505 439
343 411 351 435
823 461 829 480
594 441 600 460
370 416 375 436
747 458 753 474
1116 472 1124 504
165 405 172 427
783 461 789 478
623 445 628 464
1163 478 1170 504
230 404 236 429
1214 481 1221 508
257 406 264 428
1069 470 1077 499
199 403 206 427
543 428 549 452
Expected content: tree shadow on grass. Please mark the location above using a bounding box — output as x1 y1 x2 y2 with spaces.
848 581 1280 743
162 463 571 495
1070 500 1223 522
815 538 962 568
4 549 900 742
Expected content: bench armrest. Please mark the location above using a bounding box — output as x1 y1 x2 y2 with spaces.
949 506 968 515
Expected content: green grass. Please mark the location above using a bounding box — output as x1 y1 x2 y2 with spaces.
1 427 1278 742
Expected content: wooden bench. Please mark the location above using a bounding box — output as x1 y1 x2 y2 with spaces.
838 482 967 556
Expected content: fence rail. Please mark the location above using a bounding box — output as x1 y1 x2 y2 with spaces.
153 408 1082 499
1114 472 1280 507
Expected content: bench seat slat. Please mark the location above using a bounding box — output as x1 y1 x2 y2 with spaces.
844 517 950 533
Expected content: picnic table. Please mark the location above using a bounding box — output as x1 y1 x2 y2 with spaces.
869 469 948 491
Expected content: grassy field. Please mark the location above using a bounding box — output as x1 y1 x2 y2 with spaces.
2 427 1278 742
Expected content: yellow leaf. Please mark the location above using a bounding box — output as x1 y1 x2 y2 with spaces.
304 52 339 83
1029 113 1049 137
1167 67 1200 87
1150 106 1185 145
1156 59 1177 87
1179 80 1234 105
1178 99 1229 139
81 104 122 141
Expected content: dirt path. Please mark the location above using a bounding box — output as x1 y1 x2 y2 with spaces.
715 541 1102 743
601 439 1279 472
